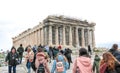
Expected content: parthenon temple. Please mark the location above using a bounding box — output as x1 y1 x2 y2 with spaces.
12 15 96 49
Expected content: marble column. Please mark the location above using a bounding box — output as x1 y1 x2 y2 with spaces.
63 26 66 46
38 29 40 45
92 29 95 48
81 28 85 48
56 26 58 45
69 26 72 46
41 28 44 45
49 25 52 46
76 27 79 47
87 29 90 46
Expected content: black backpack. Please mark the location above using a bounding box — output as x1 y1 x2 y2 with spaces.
37 63 45 73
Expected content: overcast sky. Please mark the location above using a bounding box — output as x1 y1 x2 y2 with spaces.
0 0 120 51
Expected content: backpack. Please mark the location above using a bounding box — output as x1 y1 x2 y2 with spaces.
56 61 64 73
37 63 45 73
56 55 64 73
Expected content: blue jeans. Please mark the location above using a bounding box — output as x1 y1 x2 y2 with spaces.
26 62 31 73
19 57 22 64
8 65 16 73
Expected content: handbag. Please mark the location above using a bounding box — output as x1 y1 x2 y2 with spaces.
76 58 80 73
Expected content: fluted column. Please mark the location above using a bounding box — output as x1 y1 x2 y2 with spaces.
41 28 44 45
76 27 79 47
56 26 58 45
92 29 95 48
87 29 90 46
63 26 66 46
81 28 85 48
49 25 52 46
69 26 72 46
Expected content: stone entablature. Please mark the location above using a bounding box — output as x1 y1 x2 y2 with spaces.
12 15 96 49
44 15 95 27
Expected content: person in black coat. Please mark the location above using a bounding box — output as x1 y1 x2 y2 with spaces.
64 48 72 69
5 46 19 73
88 45 92 55
17 44 24 64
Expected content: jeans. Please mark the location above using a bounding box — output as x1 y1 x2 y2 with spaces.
19 54 23 64
19 57 22 64
26 61 31 73
8 65 16 73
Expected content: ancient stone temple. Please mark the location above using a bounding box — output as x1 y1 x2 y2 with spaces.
12 15 96 49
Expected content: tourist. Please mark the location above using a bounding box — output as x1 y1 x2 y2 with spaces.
88 45 92 55
35 47 50 73
100 52 120 73
17 44 24 64
72 48 92 73
51 51 69 73
49 46 53 63
5 46 19 73
25 45 31 52
32 45 38 54
52 46 59 59
93 54 101 73
64 48 72 69
25 46 34 73
109 44 120 61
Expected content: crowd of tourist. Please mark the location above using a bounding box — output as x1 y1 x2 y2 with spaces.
4 43 120 73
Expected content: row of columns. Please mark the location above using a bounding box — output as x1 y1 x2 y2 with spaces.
46 25 95 48
13 25 95 48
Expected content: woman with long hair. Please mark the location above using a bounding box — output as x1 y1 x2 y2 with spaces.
100 52 120 73
25 46 34 73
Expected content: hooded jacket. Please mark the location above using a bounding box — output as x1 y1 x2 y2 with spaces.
73 56 92 73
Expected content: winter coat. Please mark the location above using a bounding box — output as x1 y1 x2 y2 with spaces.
109 48 120 62
93 56 101 73
35 52 50 73
51 55 69 73
73 56 92 73
5 52 19 66
17 46 24 56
